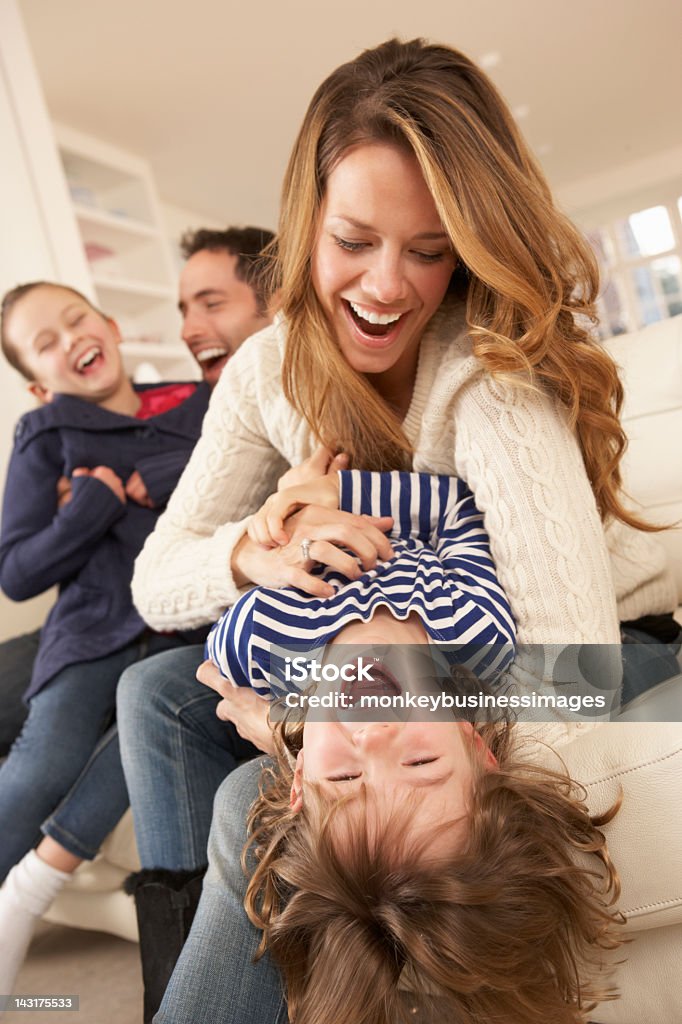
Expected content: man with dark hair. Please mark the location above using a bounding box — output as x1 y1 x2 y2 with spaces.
178 226 275 388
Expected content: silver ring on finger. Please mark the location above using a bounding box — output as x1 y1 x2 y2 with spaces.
300 537 313 563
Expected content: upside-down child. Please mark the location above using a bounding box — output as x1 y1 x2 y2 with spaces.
196 464 622 1024
0 281 209 996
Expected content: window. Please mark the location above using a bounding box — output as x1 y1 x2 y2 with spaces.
586 195 682 339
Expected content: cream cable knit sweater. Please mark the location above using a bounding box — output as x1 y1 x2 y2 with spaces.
132 304 676 652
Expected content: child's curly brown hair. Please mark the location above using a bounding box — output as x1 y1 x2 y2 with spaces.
242 714 623 1024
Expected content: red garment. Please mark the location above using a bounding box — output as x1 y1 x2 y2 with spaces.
136 382 198 420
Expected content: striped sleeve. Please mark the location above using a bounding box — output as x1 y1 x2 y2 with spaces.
338 469 516 654
433 478 517 647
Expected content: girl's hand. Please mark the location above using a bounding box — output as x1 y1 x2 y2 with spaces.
234 504 394 597
56 476 73 509
248 474 340 549
125 470 155 508
72 465 126 504
277 444 349 491
250 444 350 548
196 659 275 755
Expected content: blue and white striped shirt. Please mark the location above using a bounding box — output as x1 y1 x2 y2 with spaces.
206 471 516 697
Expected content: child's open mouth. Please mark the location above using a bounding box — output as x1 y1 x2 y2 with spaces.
75 345 103 375
340 659 402 701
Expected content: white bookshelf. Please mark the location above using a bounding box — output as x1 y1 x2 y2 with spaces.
54 124 197 380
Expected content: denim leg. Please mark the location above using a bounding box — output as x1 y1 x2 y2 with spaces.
0 629 39 757
0 641 142 878
117 645 259 870
156 759 288 1024
41 633 187 860
621 626 682 705
41 723 128 858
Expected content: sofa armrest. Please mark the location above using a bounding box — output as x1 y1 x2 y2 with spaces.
533 722 682 932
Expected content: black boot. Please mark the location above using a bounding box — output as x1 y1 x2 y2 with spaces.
125 866 207 1023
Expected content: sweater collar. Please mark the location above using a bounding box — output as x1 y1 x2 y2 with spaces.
401 297 468 443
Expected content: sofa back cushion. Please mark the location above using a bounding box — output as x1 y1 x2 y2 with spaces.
604 315 682 602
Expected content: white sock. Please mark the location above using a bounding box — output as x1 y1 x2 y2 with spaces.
0 850 71 1001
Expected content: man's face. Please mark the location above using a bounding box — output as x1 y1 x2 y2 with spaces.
178 249 269 388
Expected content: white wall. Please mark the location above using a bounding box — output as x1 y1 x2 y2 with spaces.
160 200 223 270
556 143 682 230
0 1 90 639
0 6 223 641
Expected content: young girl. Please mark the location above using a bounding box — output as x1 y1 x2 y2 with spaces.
191 462 621 1024
0 281 209 996
196 638 623 1024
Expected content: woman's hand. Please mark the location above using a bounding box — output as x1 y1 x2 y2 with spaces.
233 504 394 597
250 444 350 548
196 659 275 755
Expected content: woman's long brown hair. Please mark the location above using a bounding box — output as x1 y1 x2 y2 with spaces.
273 37 651 529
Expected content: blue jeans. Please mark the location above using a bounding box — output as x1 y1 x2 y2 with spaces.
155 758 288 1024
620 625 682 706
0 632 182 879
117 645 258 870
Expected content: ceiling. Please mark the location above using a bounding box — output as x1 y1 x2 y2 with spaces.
19 0 682 231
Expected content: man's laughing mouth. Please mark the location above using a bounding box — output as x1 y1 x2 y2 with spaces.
193 346 230 372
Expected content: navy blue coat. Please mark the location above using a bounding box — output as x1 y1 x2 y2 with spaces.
0 383 210 698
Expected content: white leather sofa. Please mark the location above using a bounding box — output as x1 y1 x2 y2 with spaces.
533 721 682 1024
45 797 140 941
46 315 682 1019
587 314 682 1023
604 314 682 616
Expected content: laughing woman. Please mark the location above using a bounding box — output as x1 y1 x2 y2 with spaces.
117 36 677 1022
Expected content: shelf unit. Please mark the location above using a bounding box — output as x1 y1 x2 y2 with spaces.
54 124 197 380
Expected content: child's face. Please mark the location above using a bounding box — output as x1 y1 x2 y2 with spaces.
293 719 495 856
7 286 124 404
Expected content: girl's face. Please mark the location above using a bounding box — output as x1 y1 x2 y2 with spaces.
294 718 494 856
311 143 456 406
7 286 125 405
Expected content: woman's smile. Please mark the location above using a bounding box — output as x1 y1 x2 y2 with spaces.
341 298 412 349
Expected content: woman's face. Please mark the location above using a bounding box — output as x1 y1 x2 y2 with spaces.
311 143 456 398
